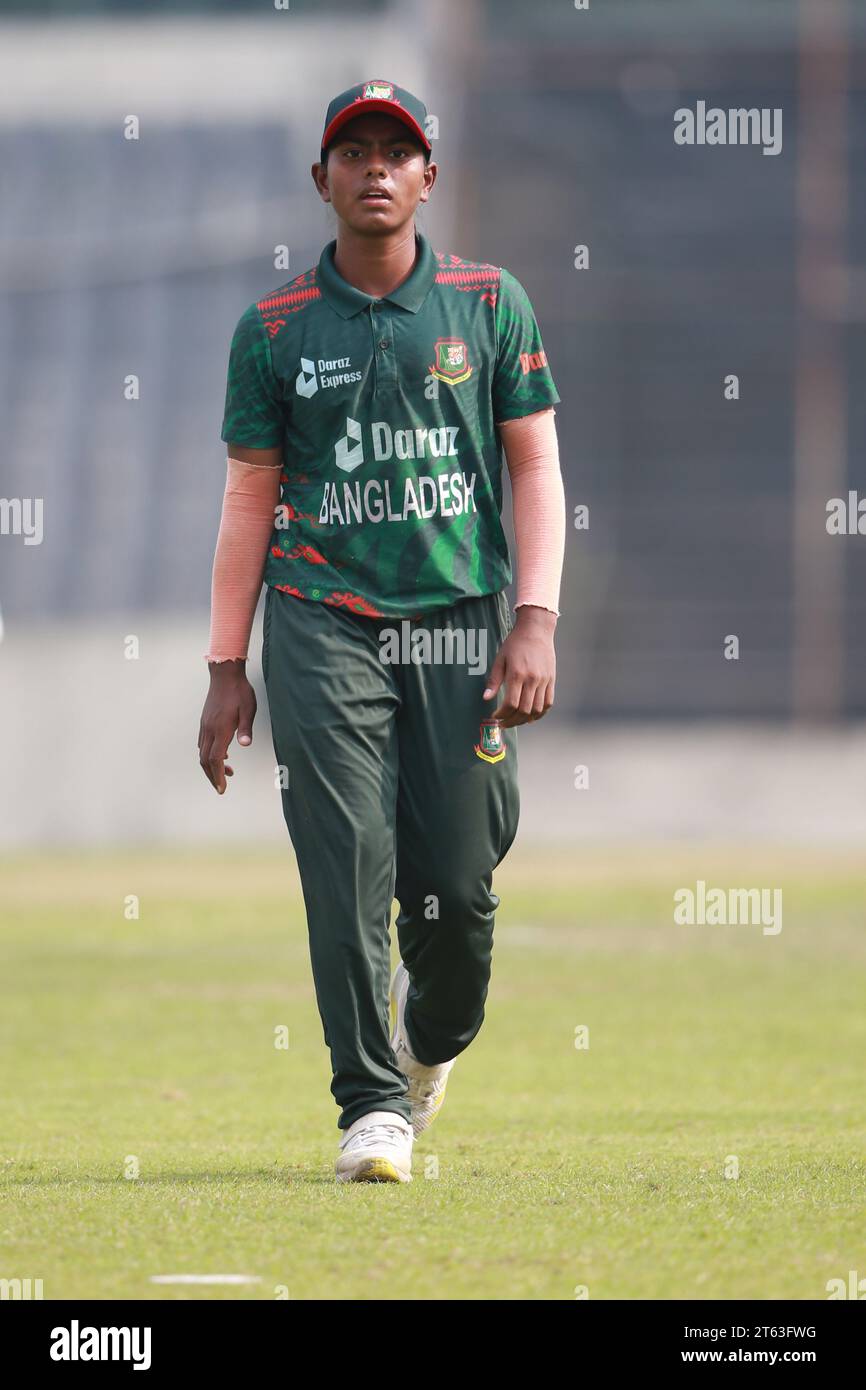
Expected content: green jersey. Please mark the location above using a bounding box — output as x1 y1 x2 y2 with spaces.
220 230 560 618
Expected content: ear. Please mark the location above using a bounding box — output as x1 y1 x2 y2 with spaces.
311 162 331 203
419 161 438 202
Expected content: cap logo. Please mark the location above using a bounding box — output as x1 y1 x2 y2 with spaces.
363 81 394 100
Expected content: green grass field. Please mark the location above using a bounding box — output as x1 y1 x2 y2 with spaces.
1 845 864 1301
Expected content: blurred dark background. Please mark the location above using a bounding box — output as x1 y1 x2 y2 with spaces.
0 0 862 727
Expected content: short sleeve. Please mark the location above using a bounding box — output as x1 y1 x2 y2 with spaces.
492 267 561 424
220 302 285 448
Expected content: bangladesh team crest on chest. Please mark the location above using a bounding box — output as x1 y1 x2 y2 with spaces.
475 718 506 764
430 337 473 386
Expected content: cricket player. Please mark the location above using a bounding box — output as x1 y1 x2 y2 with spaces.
198 80 566 1183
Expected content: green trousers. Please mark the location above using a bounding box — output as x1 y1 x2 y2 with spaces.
262 585 520 1132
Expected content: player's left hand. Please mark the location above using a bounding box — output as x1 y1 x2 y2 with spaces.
483 605 557 727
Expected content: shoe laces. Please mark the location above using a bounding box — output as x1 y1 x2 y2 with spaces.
348 1122 409 1151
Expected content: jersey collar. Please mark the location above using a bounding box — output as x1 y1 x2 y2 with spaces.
316 230 437 318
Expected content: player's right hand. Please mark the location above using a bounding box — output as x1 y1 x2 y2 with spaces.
198 660 257 794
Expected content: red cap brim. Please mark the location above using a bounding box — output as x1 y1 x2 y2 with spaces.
321 100 431 157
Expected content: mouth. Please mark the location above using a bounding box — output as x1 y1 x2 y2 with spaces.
360 189 392 203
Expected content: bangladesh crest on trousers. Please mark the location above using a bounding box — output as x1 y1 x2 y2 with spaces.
430 337 473 386
475 718 506 764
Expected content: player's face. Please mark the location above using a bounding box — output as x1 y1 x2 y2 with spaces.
315 114 435 233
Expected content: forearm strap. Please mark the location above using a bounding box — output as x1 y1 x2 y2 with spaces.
498 407 565 617
205 457 281 662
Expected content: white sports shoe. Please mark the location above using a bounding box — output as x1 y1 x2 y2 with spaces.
335 1110 413 1184
390 960 457 1137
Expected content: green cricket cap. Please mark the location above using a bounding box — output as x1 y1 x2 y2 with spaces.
320 79 432 163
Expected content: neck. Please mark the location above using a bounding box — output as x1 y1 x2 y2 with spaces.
332 223 419 298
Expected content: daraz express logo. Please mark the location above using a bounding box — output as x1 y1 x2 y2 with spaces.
334 417 460 473
296 355 362 398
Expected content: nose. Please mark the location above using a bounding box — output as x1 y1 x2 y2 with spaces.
364 149 389 176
